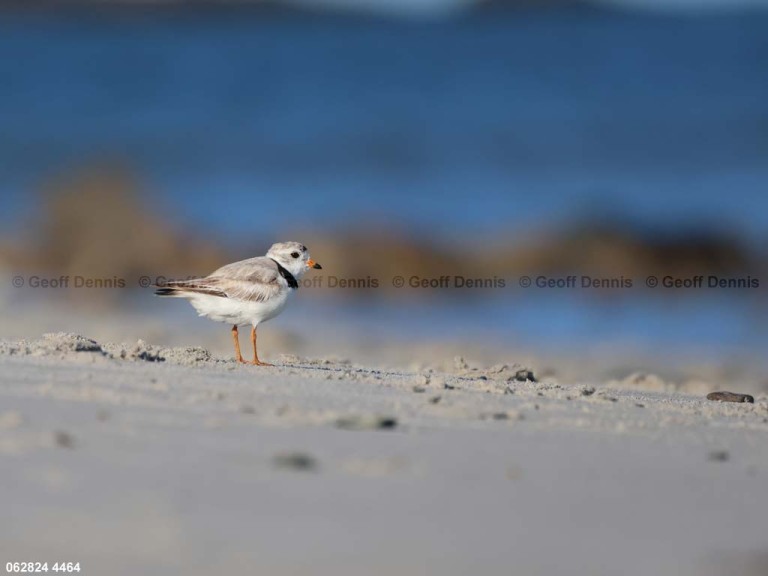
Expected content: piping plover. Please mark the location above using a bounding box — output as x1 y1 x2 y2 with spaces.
154 242 321 366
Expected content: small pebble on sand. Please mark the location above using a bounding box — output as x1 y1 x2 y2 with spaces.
481 412 511 421
335 415 398 431
707 391 754 404
513 369 537 383
273 452 318 472
708 450 730 462
54 431 75 449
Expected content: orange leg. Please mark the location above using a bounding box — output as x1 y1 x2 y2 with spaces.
250 326 273 366
231 325 246 363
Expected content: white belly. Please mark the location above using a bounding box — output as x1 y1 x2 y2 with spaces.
186 290 291 327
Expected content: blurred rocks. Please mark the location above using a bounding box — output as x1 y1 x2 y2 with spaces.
1 164 762 306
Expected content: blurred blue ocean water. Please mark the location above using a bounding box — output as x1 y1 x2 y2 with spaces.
1 9 767 241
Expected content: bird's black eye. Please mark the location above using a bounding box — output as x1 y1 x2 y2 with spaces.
291 252 300 259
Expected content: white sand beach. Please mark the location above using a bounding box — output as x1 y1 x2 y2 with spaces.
1 333 766 576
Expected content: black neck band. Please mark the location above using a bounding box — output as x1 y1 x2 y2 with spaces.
271 259 298 289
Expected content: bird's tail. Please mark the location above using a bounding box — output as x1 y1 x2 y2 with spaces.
153 279 200 297
154 280 227 298
154 286 184 297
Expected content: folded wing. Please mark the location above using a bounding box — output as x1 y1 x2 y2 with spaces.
154 257 283 303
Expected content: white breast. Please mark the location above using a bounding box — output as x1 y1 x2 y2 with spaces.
187 289 292 327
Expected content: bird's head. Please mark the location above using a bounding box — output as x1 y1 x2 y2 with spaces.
266 241 322 279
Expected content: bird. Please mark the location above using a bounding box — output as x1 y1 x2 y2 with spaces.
154 241 321 366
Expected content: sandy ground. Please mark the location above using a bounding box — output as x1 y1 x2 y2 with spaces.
1 333 768 576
